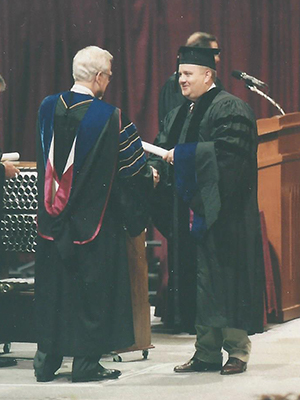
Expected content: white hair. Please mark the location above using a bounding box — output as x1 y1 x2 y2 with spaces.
72 46 113 82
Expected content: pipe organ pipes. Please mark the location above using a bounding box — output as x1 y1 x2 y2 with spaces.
2 168 38 253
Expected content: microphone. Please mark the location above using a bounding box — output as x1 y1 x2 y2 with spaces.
232 70 268 89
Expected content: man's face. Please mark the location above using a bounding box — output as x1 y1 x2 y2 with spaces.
95 63 112 99
179 64 211 102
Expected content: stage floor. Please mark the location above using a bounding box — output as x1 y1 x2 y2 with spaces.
0 308 299 400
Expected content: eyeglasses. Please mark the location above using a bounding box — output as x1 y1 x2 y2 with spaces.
101 71 113 82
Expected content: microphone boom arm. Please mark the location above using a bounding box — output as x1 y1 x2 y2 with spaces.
245 84 285 115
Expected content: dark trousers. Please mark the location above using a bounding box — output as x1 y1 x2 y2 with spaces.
33 350 100 380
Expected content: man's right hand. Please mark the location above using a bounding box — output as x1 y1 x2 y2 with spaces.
163 148 174 165
150 166 160 188
2 161 20 179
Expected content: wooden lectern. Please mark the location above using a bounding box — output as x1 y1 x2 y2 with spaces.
257 112 300 322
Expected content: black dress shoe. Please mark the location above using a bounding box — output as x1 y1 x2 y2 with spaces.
221 357 247 375
0 357 17 368
72 365 121 383
174 358 222 373
36 373 56 382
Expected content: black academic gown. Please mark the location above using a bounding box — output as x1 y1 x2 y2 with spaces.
149 88 265 334
35 92 153 357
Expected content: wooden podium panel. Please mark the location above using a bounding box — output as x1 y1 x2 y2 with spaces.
257 112 300 322
115 231 154 357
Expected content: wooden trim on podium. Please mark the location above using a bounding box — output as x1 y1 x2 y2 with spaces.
280 305 300 322
257 112 300 323
257 112 300 135
13 161 37 169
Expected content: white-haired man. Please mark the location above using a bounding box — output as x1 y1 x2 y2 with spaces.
33 46 158 383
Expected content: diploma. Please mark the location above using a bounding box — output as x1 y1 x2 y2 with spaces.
1 152 20 161
142 141 168 158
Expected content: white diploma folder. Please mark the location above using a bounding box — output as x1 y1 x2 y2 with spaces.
1 152 20 161
142 141 168 158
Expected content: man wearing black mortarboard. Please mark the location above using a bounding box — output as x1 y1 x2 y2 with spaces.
158 32 223 132
148 46 265 375
154 32 223 332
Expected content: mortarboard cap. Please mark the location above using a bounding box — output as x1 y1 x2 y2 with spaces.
177 46 220 70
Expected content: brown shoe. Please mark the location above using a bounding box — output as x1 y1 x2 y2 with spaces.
174 358 222 373
221 357 247 375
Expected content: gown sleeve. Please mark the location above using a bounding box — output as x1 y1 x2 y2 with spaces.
117 113 154 236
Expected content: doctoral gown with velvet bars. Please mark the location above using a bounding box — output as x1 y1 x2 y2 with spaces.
149 88 265 334
35 92 152 357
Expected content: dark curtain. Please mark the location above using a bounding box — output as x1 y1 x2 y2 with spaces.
0 0 299 160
